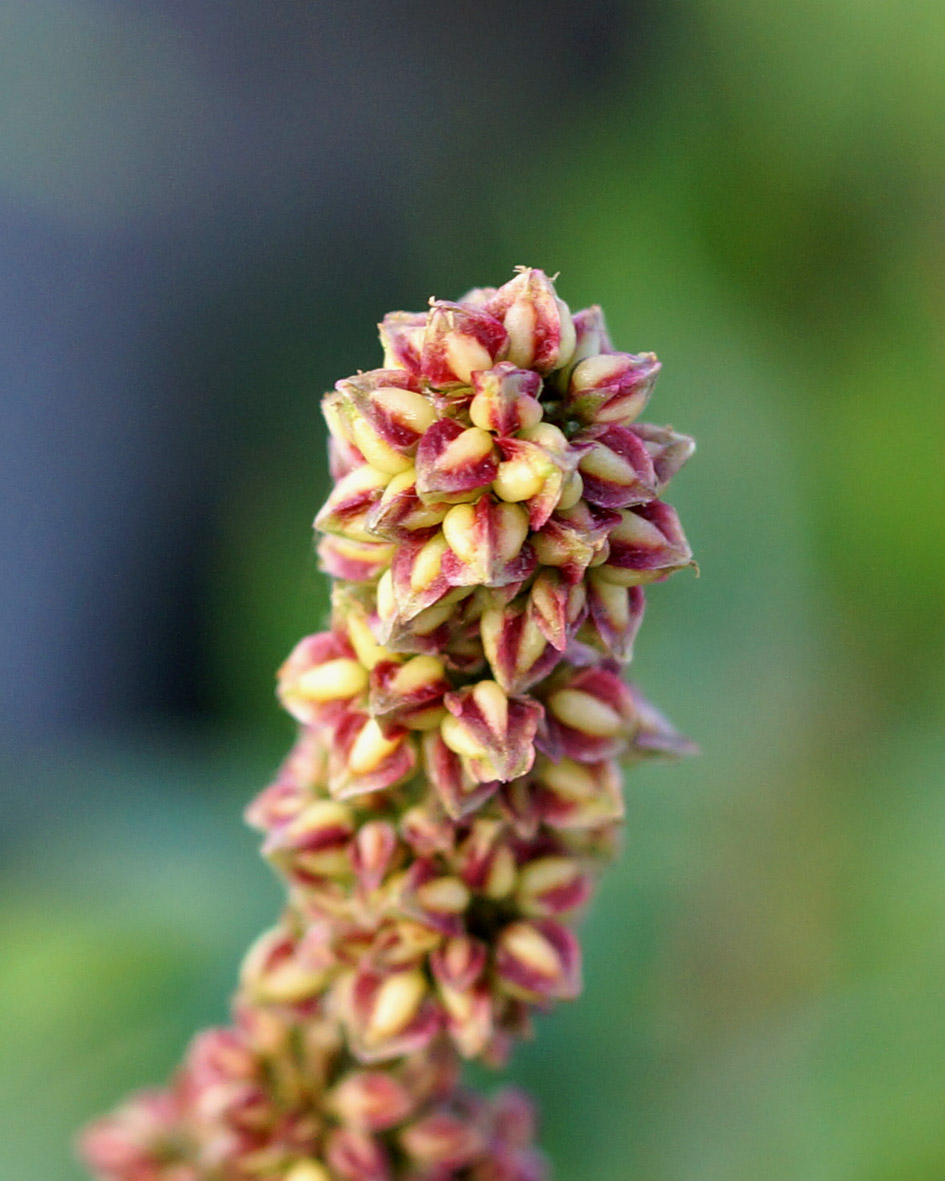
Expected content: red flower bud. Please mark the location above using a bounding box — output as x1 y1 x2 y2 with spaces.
441 681 543 784
416 418 499 503
469 363 544 435
495 919 581 1002
594 500 694 586
486 268 576 375
630 422 696 490
565 351 660 426
574 423 658 509
421 300 509 388
540 665 638 763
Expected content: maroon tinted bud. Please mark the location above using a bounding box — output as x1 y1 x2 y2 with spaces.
565 351 660 426
440 497 536 590
480 597 560 696
328 710 416 798
527 569 588 652
629 422 696 490
586 577 646 661
325 1127 392 1181
379 309 427 375
328 1069 415 1132
351 820 399 892
422 300 510 388
400 1110 486 1170
317 534 395 583
342 965 441 1062
416 418 499 503
421 730 501 820
366 467 451 542
625 684 698 761
540 665 638 763
531 499 618 582
596 500 694 586
574 423 658 509
485 268 576 375
369 654 450 731
495 919 582 1002
441 681 543 784
469 363 544 435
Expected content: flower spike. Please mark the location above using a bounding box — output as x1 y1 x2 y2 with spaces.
81 268 695 1181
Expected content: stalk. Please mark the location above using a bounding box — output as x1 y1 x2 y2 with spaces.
80 268 695 1181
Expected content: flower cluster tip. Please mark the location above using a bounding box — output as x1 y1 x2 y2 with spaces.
80 268 695 1181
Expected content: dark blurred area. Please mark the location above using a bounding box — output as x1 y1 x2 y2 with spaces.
2 2 944 1179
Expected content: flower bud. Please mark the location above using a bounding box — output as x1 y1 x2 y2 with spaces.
431 935 489 992
480 598 558 695
541 665 638 763
441 680 542 784
261 798 355 881
515 856 592 918
416 419 499 503
565 351 660 426
378 309 427 374
240 926 332 1005
526 568 588 653
530 500 617 582
334 588 397 670
344 966 440 1062
330 370 436 473
454 819 518 899
314 464 393 542
366 467 451 541
399 858 471 935
369 654 450 731
469 363 544 435
328 1069 415 1132
351 820 399 892
400 1110 485 1170
400 800 457 857
625 684 698 762
533 756 626 833
495 919 581 1002
486 268 576 374
325 1126 392 1181
386 533 452 625
491 1087 539 1150
277 632 367 726
586 576 646 661
548 304 614 393
422 300 509 387
493 435 571 530
317 534 395 583
441 497 534 590
630 422 696 490
437 980 495 1059
575 424 657 509
420 730 501 819
593 501 694 586
78 1090 186 1180
329 712 416 798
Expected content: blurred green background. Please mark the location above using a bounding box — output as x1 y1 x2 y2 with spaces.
2 2 944 1179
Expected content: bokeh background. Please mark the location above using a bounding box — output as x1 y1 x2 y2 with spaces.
2 2 944 1178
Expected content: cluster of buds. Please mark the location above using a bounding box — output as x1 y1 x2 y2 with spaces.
81 269 695 1180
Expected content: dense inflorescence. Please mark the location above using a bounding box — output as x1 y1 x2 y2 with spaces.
80 268 695 1180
